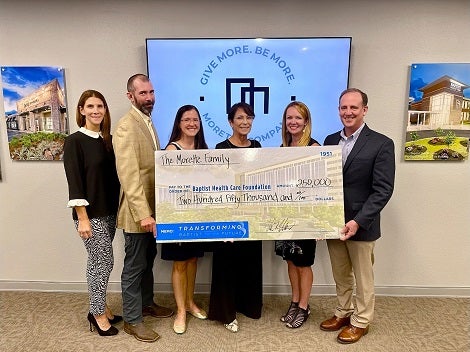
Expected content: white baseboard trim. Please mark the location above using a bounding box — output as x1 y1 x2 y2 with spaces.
0 280 469 297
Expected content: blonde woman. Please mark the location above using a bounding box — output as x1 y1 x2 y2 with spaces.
275 101 320 329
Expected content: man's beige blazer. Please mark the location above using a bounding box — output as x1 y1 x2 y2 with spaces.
113 108 157 233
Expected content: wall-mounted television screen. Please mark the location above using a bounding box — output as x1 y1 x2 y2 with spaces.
146 37 351 148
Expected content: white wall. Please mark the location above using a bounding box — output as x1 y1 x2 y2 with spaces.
0 0 469 296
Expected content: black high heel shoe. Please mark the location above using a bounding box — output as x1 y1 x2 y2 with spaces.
87 312 119 336
280 301 299 323
108 315 123 325
286 305 310 329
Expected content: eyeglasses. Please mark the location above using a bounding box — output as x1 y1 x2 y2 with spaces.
181 118 201 124
234 115 255 121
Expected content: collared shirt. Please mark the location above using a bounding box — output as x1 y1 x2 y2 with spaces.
64 127 120 218
339 123 365 166
78 126 101 139
132 105 160 149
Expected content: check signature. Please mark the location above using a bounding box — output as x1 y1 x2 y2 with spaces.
266 218 296 232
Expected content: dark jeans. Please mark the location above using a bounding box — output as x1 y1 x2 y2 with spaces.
121 231 157 324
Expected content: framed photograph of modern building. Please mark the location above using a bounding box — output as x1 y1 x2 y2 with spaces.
1 66 69 161
405 63 470 161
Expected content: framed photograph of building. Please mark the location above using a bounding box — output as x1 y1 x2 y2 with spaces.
1 66 69 161
405 63 470 161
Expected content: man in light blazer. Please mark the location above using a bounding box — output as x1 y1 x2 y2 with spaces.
113 74 173 343
320 88 395 344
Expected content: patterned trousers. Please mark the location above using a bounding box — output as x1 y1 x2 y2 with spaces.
75 215 116 315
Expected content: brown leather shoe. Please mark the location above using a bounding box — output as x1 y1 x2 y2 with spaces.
142 303 174 318
124 322 160 343
337 324 369 344
320 315 350 331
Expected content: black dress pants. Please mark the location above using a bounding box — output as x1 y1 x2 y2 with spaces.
208 240 263 324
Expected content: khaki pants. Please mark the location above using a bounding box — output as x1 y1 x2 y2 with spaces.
326 239 375 328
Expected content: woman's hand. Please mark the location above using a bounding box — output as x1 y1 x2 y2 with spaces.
78 218 92 239
75 206 91 239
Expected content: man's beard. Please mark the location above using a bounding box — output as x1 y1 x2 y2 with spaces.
132 93 154 116
139 102 154 116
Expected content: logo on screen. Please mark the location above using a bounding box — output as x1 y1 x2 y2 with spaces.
225 78 269 114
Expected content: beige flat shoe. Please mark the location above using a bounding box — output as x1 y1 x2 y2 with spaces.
187 309 207 320
173 321 186 334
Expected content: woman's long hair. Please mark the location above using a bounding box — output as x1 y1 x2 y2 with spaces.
75 90 113 151
281 101 312 147
167 105 208 149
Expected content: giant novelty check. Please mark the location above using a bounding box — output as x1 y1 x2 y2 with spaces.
155 146 344 242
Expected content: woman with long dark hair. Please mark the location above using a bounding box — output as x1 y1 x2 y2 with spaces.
63 90 121 336
161 105 209 334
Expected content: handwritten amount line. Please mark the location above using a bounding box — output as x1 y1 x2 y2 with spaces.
179 200 313 205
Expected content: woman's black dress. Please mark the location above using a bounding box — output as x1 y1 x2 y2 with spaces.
161 142 204 261
208 139 263 324
274 138 320 267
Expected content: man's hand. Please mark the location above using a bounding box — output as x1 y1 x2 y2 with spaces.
141 216 156 237
340 220 359 241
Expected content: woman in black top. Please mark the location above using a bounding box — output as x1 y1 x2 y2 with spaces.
63 90 121 336
161 105 209 334
208 102 262 333
275 101 320 329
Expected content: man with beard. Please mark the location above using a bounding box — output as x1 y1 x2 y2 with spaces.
113 74 173 343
